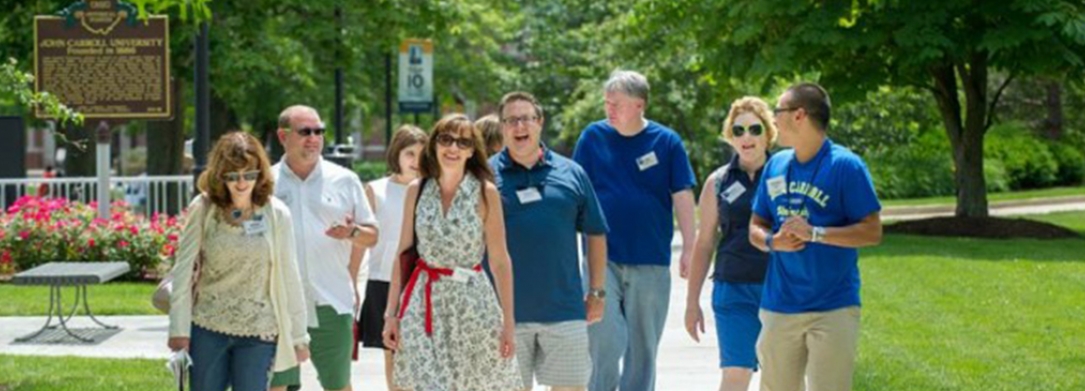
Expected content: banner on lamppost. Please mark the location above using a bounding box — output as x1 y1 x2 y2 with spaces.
398 39 433 113
34 0 171 120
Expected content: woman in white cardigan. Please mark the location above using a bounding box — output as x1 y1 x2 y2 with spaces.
168 132 310 391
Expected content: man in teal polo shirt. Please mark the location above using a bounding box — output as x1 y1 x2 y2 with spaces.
490 91 609 391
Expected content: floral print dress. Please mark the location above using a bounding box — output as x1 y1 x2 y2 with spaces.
393 175 521 391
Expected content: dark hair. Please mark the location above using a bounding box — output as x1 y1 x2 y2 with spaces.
497 91 544 119
474 114 503 156
785 82 832 131
387 124 428 174
197 132 275 210
419 113 494 192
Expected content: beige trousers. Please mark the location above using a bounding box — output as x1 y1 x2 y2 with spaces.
757 306 861 391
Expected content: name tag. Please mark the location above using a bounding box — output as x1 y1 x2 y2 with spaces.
636 152 659 171
243 216 269 236
767 176 786 199
722 181 746 204
449 267 474 283
516 187 542 204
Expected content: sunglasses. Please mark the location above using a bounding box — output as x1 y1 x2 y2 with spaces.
223 170 260 182
732 123 764 137
435 133 474 150
294 127 325 137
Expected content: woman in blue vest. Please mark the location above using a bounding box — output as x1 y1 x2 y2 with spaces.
684 97 776 391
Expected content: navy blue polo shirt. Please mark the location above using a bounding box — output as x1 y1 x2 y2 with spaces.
713 154 770 283
490 146 609 323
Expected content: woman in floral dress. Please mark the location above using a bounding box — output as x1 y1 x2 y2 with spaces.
382 113 521 391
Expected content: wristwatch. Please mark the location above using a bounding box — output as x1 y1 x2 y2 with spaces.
811 226 826 243
588 288 606 300
349 225 362 239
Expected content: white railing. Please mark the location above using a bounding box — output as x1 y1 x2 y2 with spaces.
0 175 194 216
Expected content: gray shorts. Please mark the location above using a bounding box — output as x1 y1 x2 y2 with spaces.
515 320 592 388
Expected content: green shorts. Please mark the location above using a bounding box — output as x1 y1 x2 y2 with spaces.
270 305 354 389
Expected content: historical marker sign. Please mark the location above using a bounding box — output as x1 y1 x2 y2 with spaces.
398 39 434 113
34 0 171 120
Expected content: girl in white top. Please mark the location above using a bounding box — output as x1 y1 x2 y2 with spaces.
167 132 309 391
359 124 427 390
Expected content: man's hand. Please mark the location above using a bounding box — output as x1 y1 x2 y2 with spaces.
772 231 807 252
585 296 604 324
780 216 814 242
678 251 692 280
325 215 356 240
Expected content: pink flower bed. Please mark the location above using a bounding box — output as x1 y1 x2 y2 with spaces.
0 196 183 279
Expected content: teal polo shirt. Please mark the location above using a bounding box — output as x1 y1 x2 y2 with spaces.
490 146 609 323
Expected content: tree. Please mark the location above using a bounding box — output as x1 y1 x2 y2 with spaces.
637 0 1085 217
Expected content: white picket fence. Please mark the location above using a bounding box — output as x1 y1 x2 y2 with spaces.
0 175 194 216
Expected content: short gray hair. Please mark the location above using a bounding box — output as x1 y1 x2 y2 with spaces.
604 70 650 103
278 105 319 129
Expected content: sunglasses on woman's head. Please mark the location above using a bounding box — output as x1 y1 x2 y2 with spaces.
732 123 764 137
223 170 260 182
435 133 474 150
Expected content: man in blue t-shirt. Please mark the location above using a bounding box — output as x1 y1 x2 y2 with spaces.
573 70 697 391
750 83 883 391
491 91 610 391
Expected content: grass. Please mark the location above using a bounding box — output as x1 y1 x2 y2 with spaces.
0 282 159 316
0 355 169 390
856 211 1085 390
882 185 1085 207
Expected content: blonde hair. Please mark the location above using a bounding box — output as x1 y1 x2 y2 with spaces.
722 96 778 144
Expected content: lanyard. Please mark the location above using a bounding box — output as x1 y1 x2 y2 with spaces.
784 148 827 217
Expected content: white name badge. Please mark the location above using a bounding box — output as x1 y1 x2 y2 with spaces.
243 217 269 236
636 152 659 171
516 187 543 204
449 267 474 283
722 181 746 204
767 176 787 199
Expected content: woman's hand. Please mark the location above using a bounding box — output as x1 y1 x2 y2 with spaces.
295 345 310 363
382 317 400 351
499 321 516 359
684 306 705 342
168 337 190 351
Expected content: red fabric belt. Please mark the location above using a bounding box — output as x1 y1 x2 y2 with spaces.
397 260 483 336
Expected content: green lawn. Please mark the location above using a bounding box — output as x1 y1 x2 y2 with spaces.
883 186 1085 207
0 355 169 390
856 212 1085 390
0 282 159 316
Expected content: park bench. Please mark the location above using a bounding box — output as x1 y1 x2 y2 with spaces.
12 262 130 343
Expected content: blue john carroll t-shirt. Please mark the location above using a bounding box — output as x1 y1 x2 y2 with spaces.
573 120 696 266
491 146 609 323
751 138 881 313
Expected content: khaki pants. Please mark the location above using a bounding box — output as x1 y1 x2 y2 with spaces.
757 306 861 391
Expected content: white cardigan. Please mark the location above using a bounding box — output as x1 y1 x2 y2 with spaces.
168 195 310 372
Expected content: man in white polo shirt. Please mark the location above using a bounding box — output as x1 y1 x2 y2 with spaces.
270 105 378 391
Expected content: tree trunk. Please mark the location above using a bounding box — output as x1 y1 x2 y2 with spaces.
62 123 97 177
929 59 989 218
146 78 186 215
1043 79 1063 140
210 90 238 143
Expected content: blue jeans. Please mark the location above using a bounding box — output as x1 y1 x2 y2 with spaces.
190 324 277 391
585 261 670 391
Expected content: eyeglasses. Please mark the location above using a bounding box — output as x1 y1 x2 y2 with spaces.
294 127 325 137
732 123 764 137
223 170 260 182
435 133 474 150
501 116 538 127
773 107 800 115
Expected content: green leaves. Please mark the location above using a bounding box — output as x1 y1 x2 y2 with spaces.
0 57 82 127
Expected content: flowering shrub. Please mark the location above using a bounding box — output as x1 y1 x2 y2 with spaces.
0 196 183 279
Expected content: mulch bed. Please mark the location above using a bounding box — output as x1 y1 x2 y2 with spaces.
885 216 1081 239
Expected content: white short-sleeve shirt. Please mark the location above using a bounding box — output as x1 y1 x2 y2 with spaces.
272 157 377 326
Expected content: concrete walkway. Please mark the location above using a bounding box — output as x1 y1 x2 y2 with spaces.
882 195 1085 220
0 258 746 390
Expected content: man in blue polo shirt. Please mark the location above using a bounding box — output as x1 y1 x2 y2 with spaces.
750 82 883 391
573 70 697 391
490 91 609 391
